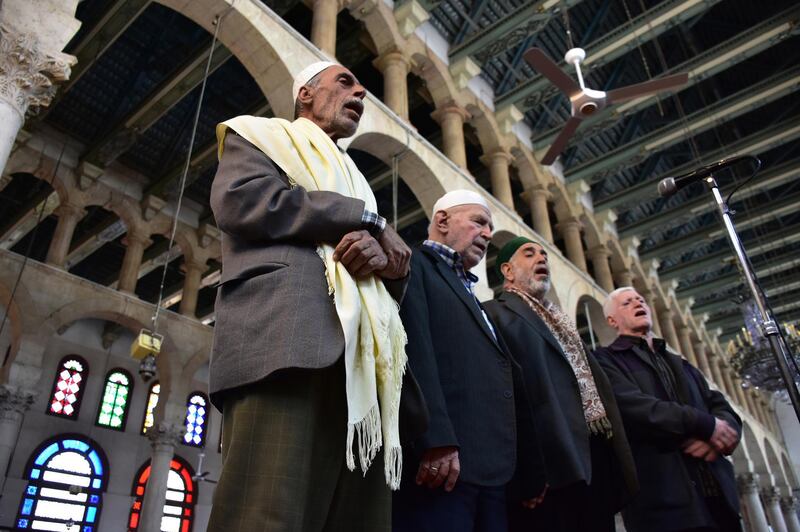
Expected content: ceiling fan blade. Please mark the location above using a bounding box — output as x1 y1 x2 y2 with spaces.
540 116 583 166
606 72 689 103
523 48 581 97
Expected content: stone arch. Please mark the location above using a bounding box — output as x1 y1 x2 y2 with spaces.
575 293 616 347
465 102 508 156
407 46 461 109
155 0 300 119
780 452 799 489
347 130 446 216
731 442 751 474
5 146 73 206
491 229 517 249
549 181 579 223
511 145 550 191
606 238 630 283
742 421 771 486
764 439 788 489
346 0 405 56
79 188 143 239
579 212 604 250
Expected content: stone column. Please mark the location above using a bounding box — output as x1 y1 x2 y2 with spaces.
139 424 183 532
587 245 614 292
374 51 410 120
179 258 206 318
0 25 75 175
659 308 680 352
524 185 553 242
643 292 663 337
763 487 789 532
709 355 727 392
311 0 339 57
558 217 588 272
431 104 470 169
745 388 759 420
721 365 737 402
734 378 748 410
118 231 152 295
677 326 698 367
481 149 514 209
781 497 800 532
694 340 712 378
45 203 85 268
0 385 36 490
615 268 634 288
737 473 770 532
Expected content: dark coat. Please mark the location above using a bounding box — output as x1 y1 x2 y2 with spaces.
484 291 638 509
594 336 742 532
209 133 428 441
399 246 519 486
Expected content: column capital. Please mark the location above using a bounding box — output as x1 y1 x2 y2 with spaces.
181 257 208 274
780 496 799 512
586 245 611 260
122 230 153 249
0 26 74 118
0 384 36 422
53 202 85 219
430 103 470 124
556 217 583 232
373 50 411 72
736 473 760 494
479 148 513 167
762 486 782 504
147 422 184 451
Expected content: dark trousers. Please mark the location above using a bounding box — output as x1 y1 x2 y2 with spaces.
509 435 618 532
393 478 508 532
207 358 390 532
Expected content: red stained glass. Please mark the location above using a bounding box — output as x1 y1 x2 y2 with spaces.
48 357 86 418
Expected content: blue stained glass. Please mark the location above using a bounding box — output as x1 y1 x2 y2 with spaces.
21 498 33 515
26 486 37 495
88 450 103 475
92 478 101 489
17 518 29 528
30 469 40 479
90 494 99 504
63 439 90 453
34 443 59 465
84 527 93 532
86 506 97 522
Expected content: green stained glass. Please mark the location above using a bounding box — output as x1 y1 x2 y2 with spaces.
96 370 131 430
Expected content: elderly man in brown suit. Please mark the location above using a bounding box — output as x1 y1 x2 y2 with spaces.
206 61 425 532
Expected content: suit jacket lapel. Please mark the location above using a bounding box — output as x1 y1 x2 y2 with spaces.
630 344 660 375
422 247 501 349
500 292 566 360
664 348 691 403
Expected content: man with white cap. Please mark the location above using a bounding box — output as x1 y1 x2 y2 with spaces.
393 190 523 531
207 61 426 531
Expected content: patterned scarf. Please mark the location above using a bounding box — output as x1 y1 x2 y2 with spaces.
507 288 612 437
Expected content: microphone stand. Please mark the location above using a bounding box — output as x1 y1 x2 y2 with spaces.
704 175 800 423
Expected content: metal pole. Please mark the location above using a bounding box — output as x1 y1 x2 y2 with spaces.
705 175 800 423
584 301 597 351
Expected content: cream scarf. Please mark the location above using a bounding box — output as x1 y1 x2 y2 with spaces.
217 116 407 488
508 288 612 437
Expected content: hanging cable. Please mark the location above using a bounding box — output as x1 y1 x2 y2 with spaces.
560 1 575 50
150 8 232 335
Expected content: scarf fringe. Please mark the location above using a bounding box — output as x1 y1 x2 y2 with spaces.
346 403 383 474
384 444 403 490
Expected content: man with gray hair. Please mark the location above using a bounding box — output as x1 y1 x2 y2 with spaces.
207 61 426 531
484 237 637 532
594 287 742 532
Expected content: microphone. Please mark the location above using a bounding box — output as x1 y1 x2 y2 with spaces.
657 156 757 197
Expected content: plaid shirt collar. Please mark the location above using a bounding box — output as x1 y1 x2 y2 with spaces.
422 239 479 293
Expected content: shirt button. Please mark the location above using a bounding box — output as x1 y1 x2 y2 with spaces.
503 391 513 399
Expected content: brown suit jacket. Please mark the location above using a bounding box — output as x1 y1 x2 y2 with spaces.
209 132 428 440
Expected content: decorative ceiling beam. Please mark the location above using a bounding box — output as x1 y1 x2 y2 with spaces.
692 279 800 316
597 117 800 212
38 0 153 118
624 157 800 240
496 0 721 113
719 308 800 341
566 66 800 183
706 295 800 331
532 5 800 150
449 0 578 66
0 191 59 250
82 41 233 168
676 256 800 299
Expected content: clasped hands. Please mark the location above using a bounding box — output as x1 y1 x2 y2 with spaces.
332 225 411 279
682 417 739 462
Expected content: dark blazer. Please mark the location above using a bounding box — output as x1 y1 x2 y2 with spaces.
484 291 638 508
594 336 742 532
209 133 427 440
399 246 519 486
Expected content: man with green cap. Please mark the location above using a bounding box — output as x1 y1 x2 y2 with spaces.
484 237 638 532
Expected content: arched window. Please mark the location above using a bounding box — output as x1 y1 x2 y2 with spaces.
129 455 196 532
96 369 133 430
182 392 208 447
15 434 107 531
141 382 160 434
47 355 89 418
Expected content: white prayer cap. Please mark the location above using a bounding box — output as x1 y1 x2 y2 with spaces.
292 61 337 102
431 189 490 217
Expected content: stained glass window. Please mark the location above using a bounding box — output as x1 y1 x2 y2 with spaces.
16 435 107 531
141 382 160 434
96 369 132 430
129 456 195 532
182 393 208 447
48 356 89 418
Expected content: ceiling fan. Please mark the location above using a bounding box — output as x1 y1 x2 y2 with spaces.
523 47 689 166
